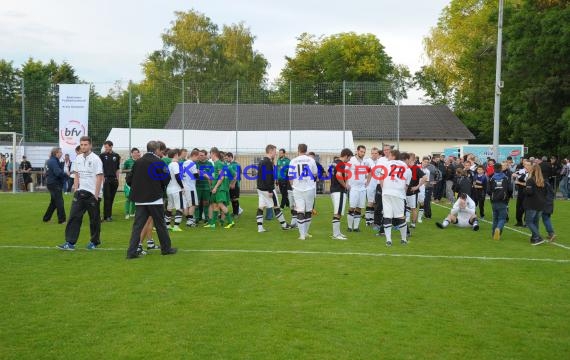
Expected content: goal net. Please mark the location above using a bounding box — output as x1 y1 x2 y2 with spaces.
0 132 25 193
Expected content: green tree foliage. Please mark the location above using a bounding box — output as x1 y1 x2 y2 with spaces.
280 32 408 104
0 60 21 132
133 9 269 129
418 0 569 155
502 0 570 155
21 59 79 142
416 0 505 143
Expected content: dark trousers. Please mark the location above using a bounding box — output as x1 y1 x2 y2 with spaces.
43 183 66 223
424 187 433 218
516 188 526 224
278 180 290 208
65 190 101 245
434 180 444 200
127 204 173 257
230 186 240 215
103 177 119 219
374 184 383 226
473 189 485 218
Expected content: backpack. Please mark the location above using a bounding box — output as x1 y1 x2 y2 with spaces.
490 177 508 202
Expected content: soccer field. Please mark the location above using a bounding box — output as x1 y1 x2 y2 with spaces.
1 193 569 359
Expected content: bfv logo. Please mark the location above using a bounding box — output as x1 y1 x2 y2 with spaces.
60 120 86 146
64 128 82 137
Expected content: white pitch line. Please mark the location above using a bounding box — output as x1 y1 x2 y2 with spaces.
1 245 569 263
431 201 570 250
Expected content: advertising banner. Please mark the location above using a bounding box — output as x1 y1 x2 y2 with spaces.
59 84 90 158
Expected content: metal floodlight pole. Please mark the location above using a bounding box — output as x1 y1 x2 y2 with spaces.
492 0 504 161
128 80 132 151
235 80 239 154
289 81 292 153
396 90 401 150
343 80 346 148
12 132 17 193
181 78 185 148
21 78 25 152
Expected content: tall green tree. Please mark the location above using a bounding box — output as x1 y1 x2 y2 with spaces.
21 59 79 142
418 0 569 155
416 0 510 143
502 0 570 155
280 32 406 104
0 60 21 133
138 9 268 121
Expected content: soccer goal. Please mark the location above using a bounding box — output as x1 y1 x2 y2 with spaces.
0 132 25 193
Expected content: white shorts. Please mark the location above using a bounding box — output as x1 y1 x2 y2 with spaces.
451 209 475 227
167 192 186 211
349 188 366 209
293 189 315 213
257 189 279 209
331 191 347 216
406 194 418 209
366 184 377 204
418 188 425 204
184 189 198 207
382 194 405 219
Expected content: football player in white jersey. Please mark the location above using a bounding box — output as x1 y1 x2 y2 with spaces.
166 149 185 232
182 149 201 227
380 150 412 246
346 145 369 232
365 147 383 226
289 144 318 240
436 193 480 231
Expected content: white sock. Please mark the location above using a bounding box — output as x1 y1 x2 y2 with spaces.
400 223 408 242
442 219 450 228
418 209 424 222
332 219 340 236
384 224 392 243
306 218 312 234
347 213 354 229
298 220 305 237
354 213 361 229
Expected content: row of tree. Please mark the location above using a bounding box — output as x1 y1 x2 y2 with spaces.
0 2 568 155
416 0 569 155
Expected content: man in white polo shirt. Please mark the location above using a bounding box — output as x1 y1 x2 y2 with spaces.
58 136 104 250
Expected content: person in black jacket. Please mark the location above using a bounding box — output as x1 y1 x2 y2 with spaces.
126 141 177 259
524 164 548 246
488 163 511 240
255 144 291 232
453 168 472 199
43 147 66 223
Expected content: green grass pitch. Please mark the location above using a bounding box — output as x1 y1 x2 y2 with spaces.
1 192 569 359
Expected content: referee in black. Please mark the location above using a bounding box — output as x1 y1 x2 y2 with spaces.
100 140 121 221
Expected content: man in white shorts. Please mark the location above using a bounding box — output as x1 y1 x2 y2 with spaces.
347 145 369 232
436 193 480 231
182 149 201 227
290 143 318 240
405 153 427 229
256 144 291 232
380 149 412 246
166 149 185 232
330 148 353 240
365 147 383 227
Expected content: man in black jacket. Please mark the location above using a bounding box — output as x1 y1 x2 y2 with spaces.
255 144 291 232
126 140 177 259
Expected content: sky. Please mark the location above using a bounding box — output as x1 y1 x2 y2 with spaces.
0 0 450 104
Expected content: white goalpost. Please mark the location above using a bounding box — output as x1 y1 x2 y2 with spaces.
0 132 25 194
